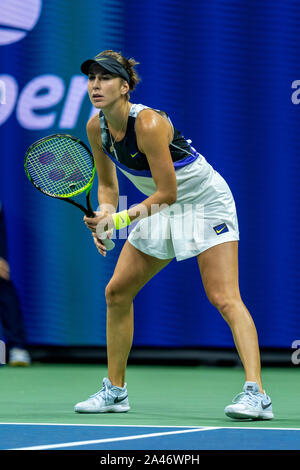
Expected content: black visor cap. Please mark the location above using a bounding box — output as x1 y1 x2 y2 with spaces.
80 55 130 83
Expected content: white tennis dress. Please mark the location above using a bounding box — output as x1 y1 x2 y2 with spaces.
99 103 239 261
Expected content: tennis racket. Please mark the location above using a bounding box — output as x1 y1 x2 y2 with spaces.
24 133 115 250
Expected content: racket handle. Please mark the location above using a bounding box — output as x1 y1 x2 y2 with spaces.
86 209 115 251
101 236 115 251
97 229 115 251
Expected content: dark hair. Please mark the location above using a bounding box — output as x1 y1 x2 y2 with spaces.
98 50 141 100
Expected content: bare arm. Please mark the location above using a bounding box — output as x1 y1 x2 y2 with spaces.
85 115 119 255
86 114 119 214
84 110 177 252
127 109 177 222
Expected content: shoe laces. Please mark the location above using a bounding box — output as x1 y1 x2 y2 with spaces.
89 380 112 402
89 379 124 403
232 391 261 407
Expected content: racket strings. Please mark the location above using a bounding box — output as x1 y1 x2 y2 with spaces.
25 137 94 197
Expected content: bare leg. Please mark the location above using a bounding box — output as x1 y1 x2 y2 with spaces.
197 241 263 392
105 241 173 387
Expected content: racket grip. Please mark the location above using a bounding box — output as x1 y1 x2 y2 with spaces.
101 236 115 251
89 210 115 251
97 229 115 251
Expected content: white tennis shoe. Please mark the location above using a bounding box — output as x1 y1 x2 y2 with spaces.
74 377 130 413
224 381 274 420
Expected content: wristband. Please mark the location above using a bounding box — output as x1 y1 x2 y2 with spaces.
111 210 131 230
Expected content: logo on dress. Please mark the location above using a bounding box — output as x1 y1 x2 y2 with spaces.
213 223 229 235
130 151 141 158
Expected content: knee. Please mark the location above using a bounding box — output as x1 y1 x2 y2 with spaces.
207 290 241 320
105 279 132 307
105 281 121 306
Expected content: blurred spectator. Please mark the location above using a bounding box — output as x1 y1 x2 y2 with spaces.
0 201 31 366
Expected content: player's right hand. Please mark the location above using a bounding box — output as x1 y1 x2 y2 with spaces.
0 258 10 280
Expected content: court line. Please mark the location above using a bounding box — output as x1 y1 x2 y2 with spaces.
9 427 218 450
0 422 205 428
1 422 300 431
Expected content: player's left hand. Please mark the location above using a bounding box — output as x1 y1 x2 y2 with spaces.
83 211 114 234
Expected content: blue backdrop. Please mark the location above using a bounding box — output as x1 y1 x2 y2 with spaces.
0 0 299 348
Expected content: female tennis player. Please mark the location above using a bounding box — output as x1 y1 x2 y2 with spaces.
74 50 273 420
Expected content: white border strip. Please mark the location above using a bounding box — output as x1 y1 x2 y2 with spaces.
0 422 206 428
9 427 218 451
1 423 300 431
